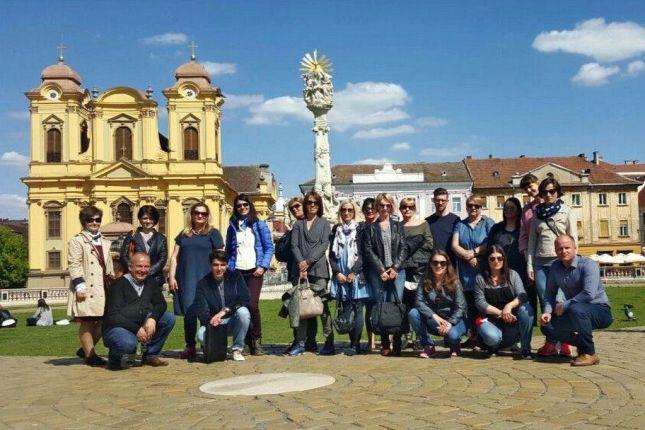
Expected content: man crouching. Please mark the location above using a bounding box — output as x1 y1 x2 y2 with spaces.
103 252 176 370
194 250 251 362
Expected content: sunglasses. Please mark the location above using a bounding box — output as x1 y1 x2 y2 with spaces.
400 206 415 211
363 206 375 212
488 256 505 262
542 189 558 196
379 203 392 208
341 208 354 213
289 204 302 211
467 204 482 209
192 211 208 217
85 217 102 223
431 260 447 267
236 202 250 209
306 200 319 206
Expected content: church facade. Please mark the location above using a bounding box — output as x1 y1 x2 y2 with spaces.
22 53 276 288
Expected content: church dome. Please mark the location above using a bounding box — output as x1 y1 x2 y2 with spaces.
175 60 211 84
41 61 82 86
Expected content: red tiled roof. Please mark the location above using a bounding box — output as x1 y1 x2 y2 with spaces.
603 162 645 173
465 155 638 189
223 165 271 194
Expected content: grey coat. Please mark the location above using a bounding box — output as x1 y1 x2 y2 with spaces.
279 278 328 328
290 217 331 280
414 279 466 325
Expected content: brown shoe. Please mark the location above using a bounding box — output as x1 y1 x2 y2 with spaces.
571 353 599 367
381 348 392 357
143 357 169 367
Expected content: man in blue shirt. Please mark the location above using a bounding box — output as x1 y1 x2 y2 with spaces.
539 235 612 366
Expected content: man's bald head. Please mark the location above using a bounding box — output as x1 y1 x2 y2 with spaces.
555 235 577 266
129 252 151 282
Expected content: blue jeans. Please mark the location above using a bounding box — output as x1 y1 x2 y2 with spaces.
408 308 467 347
197 307 251 351
103 312 176 360
535 264 566 312
477 303 534 351
540 302 612 355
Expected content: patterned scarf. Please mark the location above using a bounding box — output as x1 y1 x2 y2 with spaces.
332 221 359 270
535 199 563 220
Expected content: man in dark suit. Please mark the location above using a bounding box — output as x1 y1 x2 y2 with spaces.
103 252 176 370
194 250 251 362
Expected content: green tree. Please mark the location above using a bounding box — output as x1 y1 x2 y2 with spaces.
0 227 28 288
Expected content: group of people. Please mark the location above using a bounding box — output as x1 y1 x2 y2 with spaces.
63 174 612 370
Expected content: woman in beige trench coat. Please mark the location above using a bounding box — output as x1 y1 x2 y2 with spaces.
67 206 114 366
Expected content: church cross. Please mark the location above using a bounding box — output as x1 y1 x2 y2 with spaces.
57 43 67 62
188 41 198 61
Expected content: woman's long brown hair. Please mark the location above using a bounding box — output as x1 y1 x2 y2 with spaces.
423 249 458 296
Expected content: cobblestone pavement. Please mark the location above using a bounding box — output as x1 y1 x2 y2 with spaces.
1 330 644 429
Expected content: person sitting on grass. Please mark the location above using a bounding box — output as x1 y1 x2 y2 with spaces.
539 235 612 366
27 299 53 327
0 305 17 328
102 252 176 370
194 250 251 362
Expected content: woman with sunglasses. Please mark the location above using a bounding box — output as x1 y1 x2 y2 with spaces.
400 197 434 283
288 191 332 356
119 205 168 289
67 206 115 366
169 202 224 360
364 193 408 356
451 194 494 347
329 200 368 354
358 198 378 351
225 194 274 355
475 245 534 358
526 177 577 357
408 250 467 358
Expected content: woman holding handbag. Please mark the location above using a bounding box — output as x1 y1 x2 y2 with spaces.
288 191 332 356
329 200 368 355
364 193 408 356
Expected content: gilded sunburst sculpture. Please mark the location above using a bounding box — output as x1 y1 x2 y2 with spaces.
300 50 333 76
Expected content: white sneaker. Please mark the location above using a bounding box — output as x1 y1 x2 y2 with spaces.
232 349 245 361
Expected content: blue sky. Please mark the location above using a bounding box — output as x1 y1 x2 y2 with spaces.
1 1 645 218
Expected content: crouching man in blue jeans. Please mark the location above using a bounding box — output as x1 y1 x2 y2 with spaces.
194 250 251 362
540 235 613 366
103 252 176 370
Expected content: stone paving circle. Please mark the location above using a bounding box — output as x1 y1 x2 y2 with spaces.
199 372 336 396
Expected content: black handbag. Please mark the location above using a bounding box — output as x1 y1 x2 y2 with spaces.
370 280 408 336
332 283 356 335
203 324 228 363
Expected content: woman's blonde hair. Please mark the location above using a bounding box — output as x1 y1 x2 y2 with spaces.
183 202 213 237
375 193 396 214
466 194 485 206
399 197 416 211
336 200 361 224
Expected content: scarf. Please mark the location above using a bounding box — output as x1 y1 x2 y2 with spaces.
237 216 249 231
535 199 563 220
83 230 102 245
332 221 358 270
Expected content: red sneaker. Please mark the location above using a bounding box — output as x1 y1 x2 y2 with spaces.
537 342 558 357
179 346 196 360
559 342 573 358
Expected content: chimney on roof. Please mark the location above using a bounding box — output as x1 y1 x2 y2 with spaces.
488 154 493 159
466 155 472 159
592 151 600 165
519 155 525 158
578 153 585 159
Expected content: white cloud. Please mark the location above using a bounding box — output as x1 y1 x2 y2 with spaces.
0 194 26 219
246 96 310 125
353 157 394 165
7 111 29 120
352 125 415 140
224 94 265 110
627 60 645 76
571 63 620 86
141 32 188 46
245 81 411 130
390 142 410 151
419 143 474 160
0 151 28 166
415 116 448 128
202 62 237 76
533 18 645 63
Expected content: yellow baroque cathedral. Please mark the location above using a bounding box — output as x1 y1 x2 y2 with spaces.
22 52 276 288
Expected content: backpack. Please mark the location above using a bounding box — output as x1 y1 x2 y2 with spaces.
274 230 292 263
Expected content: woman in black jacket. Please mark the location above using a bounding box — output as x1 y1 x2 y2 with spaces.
364 193 408 356
119 205 168 288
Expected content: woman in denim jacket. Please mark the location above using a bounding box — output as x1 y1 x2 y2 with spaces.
408 250 467 358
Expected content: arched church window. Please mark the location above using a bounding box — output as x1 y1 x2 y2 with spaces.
116 202 133 224
80 121 90 153
46 129 62 162
183 127 199 160
115 126 132 160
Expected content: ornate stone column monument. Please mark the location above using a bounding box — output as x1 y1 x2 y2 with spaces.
301 50 338 221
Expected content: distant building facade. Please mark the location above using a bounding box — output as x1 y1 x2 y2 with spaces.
606 161 645 248
465 154 641 255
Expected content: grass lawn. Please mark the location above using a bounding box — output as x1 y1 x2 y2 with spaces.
0 287 643 356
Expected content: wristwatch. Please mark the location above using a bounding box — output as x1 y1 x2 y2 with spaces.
222 307 231 315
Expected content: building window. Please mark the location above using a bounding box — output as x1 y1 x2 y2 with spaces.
598 193 607 206
156 207 166 235
115 126 132 160
481 198 488 210
496 196 505 209
571 193 581 207
47 210 61 238
577 220 583 239
619 220 629 237
452 196 461 213
116 202 133 224
183 126 199 160
46 129 62 162
80 121 90 153
47 251 61 270
618 192 627 205
599 220 609 238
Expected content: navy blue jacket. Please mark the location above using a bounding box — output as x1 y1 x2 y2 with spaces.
225 219 274 272
194 271 251 325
